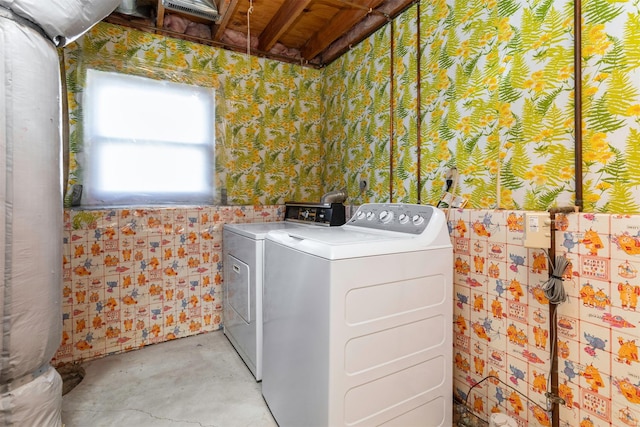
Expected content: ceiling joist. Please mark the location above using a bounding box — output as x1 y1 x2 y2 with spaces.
107 0 417 67
258 0 313 52
301 0 385 61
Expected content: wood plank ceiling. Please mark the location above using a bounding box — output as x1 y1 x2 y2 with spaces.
105 0 417 67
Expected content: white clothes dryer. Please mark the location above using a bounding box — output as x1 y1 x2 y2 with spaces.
262 203 453 427
223 201 345 381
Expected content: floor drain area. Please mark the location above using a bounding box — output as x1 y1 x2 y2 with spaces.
56 363 86 396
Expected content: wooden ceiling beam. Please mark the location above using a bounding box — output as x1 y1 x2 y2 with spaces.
258 0 313 52
301 0 386 61
318 0 415 64
213 0 240 41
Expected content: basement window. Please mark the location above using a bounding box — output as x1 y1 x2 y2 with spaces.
82 69 215 206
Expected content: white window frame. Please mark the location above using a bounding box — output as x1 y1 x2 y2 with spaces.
81 69 215 206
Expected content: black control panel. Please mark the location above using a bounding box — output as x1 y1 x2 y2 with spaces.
284 202 346 226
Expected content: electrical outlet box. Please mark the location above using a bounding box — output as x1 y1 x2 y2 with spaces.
524 212 551 248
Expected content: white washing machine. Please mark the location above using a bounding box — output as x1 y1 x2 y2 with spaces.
223 201 346 381
262 203 453 427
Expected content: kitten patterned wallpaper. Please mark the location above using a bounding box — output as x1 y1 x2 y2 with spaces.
53 205 281 365
451 209 640 427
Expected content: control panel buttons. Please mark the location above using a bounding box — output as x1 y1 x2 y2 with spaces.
379 210 394 223
348 204 433 235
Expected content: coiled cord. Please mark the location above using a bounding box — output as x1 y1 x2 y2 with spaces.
542 254 569 304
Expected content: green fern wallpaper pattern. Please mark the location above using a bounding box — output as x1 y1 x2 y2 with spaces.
65 2 640 212
326 0 640 213
582 0 640 213
324 0 579 211
64 23 324 206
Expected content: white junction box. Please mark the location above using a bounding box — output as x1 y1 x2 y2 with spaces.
524 212 551 248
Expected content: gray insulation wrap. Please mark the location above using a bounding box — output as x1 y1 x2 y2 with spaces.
0 0 120 46
0 8 63 427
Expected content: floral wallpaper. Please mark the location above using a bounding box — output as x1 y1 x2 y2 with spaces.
324 0 576 210
582 0 640 213
321 26 392 205
63 23 324 206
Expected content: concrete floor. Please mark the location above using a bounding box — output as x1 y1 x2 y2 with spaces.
62 331 277 427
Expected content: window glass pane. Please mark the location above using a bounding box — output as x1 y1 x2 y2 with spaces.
93 142 210 194
82 69 215 206
86 70 213 144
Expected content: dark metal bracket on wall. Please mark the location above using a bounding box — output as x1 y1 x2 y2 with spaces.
389 19 395 202
416 0 422 204
574 0 583 212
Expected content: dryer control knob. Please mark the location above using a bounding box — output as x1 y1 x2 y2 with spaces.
398 213 409 224
356 211 366 220
412 214 424 226
379 210 394 223
366 211 375 220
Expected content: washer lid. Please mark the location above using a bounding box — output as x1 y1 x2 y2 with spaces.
223 221 310 240
266 225 449 260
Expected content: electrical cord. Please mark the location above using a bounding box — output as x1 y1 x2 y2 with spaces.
542 252 569 304
461 254 569 422
462 373 551 418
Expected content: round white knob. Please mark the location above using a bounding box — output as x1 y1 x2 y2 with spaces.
398 213 409 224
379 210 394 223
356 211 366 220
412 214 424 226
366 212 375 220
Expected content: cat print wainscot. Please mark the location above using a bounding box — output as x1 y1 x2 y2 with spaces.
450 209 640 427
54 205 282 364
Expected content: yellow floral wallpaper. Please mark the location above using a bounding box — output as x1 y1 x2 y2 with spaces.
321 27 392 205
64 22 324 206
582 0 640 213
64 6 640 213
324 0 577 210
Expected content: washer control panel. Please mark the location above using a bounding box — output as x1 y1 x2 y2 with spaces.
347 203 435 234
284 202 346 226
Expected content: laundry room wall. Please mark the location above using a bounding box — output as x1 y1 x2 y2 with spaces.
51 3 640 425
54 22 322 364
53 205 284 365
63 22 325 207
449 209 640 427
321 1 640 426
322 1 640 213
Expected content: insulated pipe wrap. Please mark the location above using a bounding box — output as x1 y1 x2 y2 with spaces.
0 12 62 383
0 366 62 425
0 0 120 46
